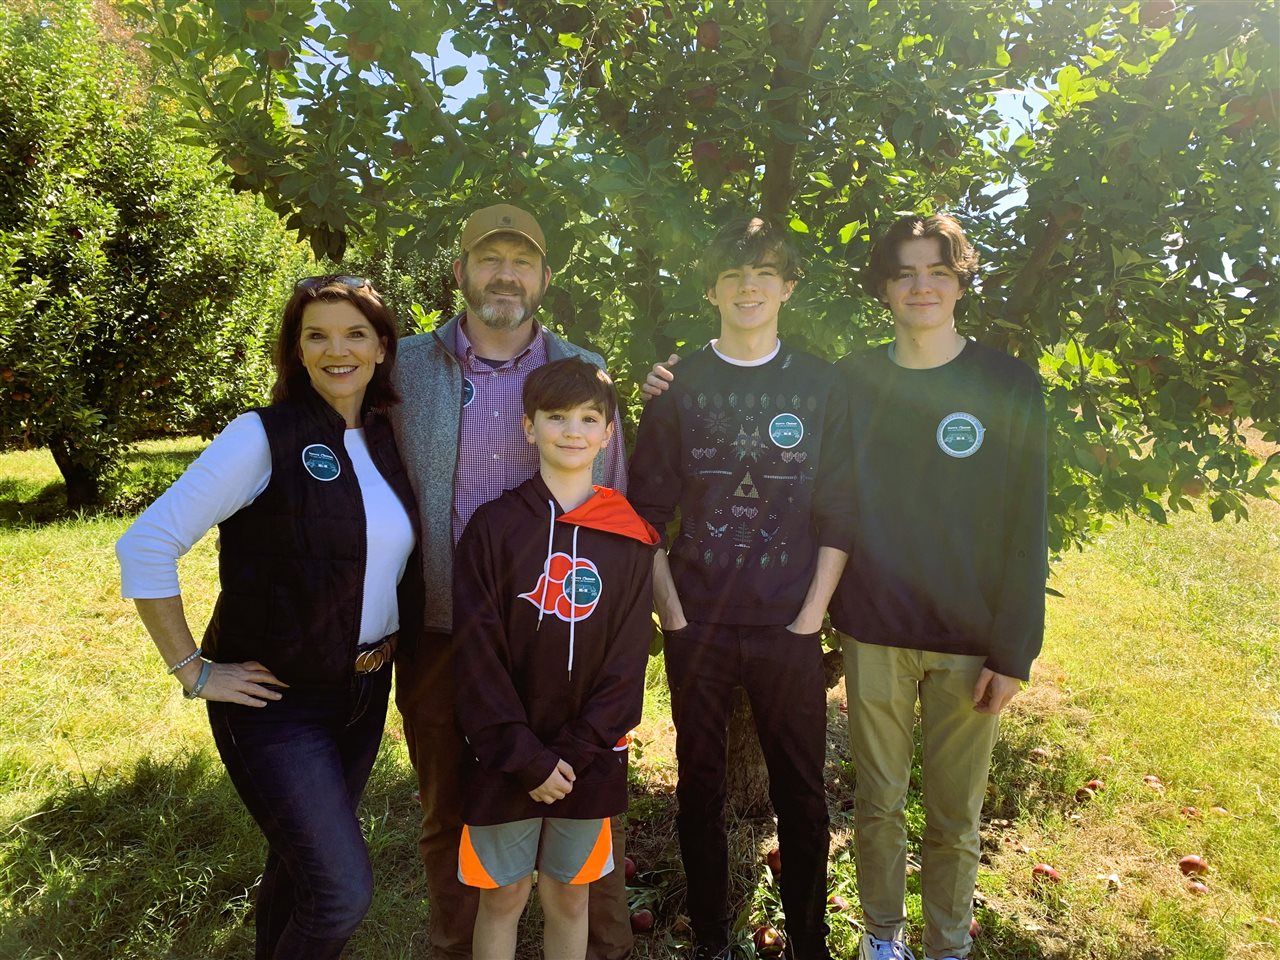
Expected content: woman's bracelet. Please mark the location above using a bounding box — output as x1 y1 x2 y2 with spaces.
183 660 213 700
167 648 203 675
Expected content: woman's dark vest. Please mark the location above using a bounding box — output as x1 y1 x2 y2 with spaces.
201 389 422 688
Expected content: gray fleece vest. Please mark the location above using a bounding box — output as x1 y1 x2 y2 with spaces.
389 314 610 634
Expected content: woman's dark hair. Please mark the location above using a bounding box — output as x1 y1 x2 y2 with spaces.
271 278 400 411
700 216 803 292
522 357 618 422
864 214 980 298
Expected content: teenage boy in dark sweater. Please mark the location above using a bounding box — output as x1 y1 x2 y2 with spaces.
831 214 1046 960
628 216 855 960
452 358 660 960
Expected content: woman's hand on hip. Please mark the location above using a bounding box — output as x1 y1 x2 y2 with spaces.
179 659 288 706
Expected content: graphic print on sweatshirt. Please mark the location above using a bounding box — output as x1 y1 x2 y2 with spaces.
677 383 819 571
520 552 603 622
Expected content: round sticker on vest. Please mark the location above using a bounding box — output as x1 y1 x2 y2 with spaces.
301 443 342 481
936 412 985 458
462 377 475 407
768 413 805 449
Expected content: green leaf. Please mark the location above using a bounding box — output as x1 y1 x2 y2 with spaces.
557 33 582 50
441 65 467 86
1056 65 1080 100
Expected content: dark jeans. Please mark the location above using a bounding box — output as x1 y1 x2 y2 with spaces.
664 622 831 960
207 668 391 960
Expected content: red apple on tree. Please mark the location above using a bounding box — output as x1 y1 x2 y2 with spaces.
1139 0 1176 29
687 83 717 112
696 20 721 51
244 2 273 23
267 49 290 70
691 140 721 168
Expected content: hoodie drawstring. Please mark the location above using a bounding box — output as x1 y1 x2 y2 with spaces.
537 499 556 632
539 498 580 676
568 525 580 676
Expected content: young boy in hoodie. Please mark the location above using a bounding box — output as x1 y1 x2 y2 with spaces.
451 357 660 959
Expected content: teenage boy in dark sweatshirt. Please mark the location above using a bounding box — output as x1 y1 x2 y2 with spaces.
628 216 855 960
451 357 660 960
830 214 1047 960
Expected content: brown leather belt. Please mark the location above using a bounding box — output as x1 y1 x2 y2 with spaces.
355 633 397 674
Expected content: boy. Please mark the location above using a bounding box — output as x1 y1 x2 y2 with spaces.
628 216 855 960
831 214 1047 960
451 357 660 960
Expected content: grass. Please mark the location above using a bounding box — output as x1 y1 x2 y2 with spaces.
1 440 1277 958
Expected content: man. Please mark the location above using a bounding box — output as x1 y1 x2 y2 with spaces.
832 214 1047 960
642 213 1047 960
629 216 854 960
390 203 632 959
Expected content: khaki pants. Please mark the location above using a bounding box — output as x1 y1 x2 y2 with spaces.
395 631 634 960
841 635 998 960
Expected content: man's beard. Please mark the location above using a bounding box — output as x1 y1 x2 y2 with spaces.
461 273 545 331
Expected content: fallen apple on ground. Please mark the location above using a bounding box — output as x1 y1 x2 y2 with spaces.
765 846 782 874
1178 855 1208 876
629 908 654 933
827 894 849 912
753 924 785 956
1032 863 1060 883
624 856 637 882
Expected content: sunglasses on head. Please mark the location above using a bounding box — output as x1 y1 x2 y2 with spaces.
294 275 380 298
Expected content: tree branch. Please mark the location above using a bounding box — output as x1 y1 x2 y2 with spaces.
760 0 837 221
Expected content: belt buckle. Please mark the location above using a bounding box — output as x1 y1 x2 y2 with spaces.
355 634 396 674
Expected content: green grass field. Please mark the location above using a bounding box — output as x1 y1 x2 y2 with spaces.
1 441 1276 959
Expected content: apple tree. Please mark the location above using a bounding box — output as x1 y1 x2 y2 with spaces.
0 0 307 507
127 0 1278 548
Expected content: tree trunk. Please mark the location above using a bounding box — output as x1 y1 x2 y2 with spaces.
48 436 103 509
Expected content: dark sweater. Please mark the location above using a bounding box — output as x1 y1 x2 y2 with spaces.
452 474 659 825
828 341 1047 680
628 342 855 625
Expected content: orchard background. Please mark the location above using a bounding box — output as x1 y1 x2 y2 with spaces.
0 0 1277 958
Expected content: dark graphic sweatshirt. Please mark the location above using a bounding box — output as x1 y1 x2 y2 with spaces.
628 342 856 625
453 474 660 825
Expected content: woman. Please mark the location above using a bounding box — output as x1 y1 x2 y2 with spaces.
116 276 420 960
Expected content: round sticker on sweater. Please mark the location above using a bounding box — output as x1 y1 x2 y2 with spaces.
936 412 985 458
462 377 475 407
301 443 341 481
769 413 804 448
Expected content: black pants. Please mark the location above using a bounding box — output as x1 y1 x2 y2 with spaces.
664 622 831 960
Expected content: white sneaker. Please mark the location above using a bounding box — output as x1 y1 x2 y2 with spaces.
859 933 916 960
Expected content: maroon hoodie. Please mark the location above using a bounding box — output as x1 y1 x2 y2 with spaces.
452 473 660 825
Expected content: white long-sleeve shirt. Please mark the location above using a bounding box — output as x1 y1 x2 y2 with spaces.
116 412 415 645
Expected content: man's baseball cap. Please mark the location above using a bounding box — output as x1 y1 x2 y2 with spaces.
460 203 547 256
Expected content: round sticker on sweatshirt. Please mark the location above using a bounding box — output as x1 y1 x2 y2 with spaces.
519 553 602 622
301 443 341 481
769 413 804 448
462 377 475 407
936 412 985 458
